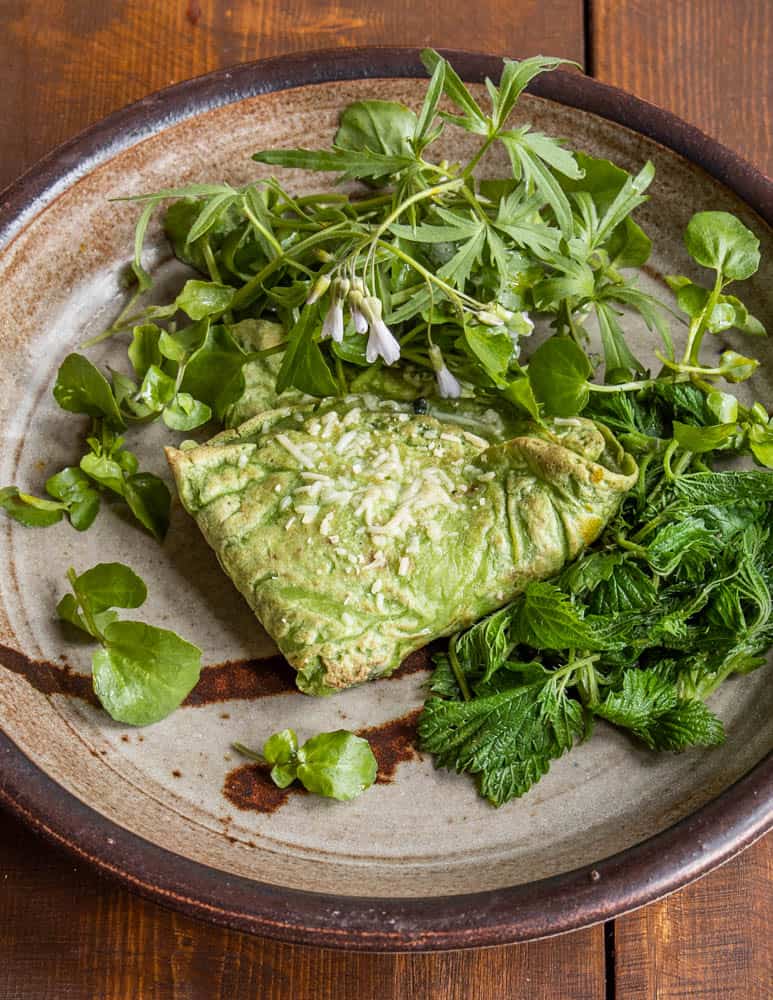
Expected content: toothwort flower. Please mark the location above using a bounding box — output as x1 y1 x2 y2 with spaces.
320 298 344 342
362 297 400 366
429 345 462 399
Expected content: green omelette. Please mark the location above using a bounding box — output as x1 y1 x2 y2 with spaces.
167 393 637 694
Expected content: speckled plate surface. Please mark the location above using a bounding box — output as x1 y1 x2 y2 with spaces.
0 49 771 951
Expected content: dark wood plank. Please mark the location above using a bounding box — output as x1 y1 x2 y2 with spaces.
0 812 606 1000
0 0 585 189
591 0 773 175
592 4 773 995
614 835 773 1000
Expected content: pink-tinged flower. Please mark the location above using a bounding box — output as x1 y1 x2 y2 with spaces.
362 297 400 366
429 344 462 398
320 299 344 342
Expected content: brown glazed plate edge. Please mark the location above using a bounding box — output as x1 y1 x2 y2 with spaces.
0 47 771 951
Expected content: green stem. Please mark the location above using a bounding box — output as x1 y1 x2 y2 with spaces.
462 133 497 179
681 271 723 366
232 742 266 764
66 567 102 641
449 636 472 702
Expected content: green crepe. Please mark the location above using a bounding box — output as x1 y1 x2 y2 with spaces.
167 396 637 694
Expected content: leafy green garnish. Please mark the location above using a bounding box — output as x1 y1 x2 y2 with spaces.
57 563 202 725
234 729 378 801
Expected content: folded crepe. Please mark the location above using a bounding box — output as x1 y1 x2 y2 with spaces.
167 395 637 694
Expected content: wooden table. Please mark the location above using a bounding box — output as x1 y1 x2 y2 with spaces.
1 2 771 997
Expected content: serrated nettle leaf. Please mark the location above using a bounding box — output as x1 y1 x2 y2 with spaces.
92 620 201 726
511 581 605 650
176 280 236 320
526 336 592 417
0 486 65 527
128 324 163 379
162 393 212 431
295 731 378 801
53 353 125 427
454 605 514 683
138 364 177 411
684 211 761 281
719 350 759 382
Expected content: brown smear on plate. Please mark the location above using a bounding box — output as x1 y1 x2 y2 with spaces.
223 708 423 815
0 644 432 708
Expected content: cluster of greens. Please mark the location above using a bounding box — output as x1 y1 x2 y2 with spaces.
234 729 378 801
58 563 202 725
0 49 771 804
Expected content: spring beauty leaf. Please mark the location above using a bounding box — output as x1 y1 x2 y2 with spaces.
236 729 378 801
176 280 236 321
57 563 201 725
335 101 416 159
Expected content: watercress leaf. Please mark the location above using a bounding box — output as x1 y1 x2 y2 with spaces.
180 324 246 419
128 324 163 379
276 308 338 397
684 211 760 281
45 466 92 502
162 393 212 431
672 420 739 453
176 280 235 320
526 336 591 417
68 492 101 531
123 473 171 542
295 731 377 801
0 486 64 527
80 453 127 496
707 391 739 424
719 350 759 382
748 421 773 468
158 330 189 363
263 729 299 766
53 354 125 427
92 620 201 726
138 364 177 411
73 562 147 613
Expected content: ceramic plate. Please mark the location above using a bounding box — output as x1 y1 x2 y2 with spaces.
0 49 771 951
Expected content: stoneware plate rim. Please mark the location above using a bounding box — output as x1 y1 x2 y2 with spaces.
0 47 771 951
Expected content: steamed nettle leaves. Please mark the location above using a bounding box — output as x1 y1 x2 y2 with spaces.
57 563 202 725
233 729 378 801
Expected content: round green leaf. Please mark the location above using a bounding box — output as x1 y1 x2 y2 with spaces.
296 731 377 801
684 211 760 281
526 337 592 416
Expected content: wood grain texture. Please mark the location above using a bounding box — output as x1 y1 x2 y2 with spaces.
614 836 773 1000
0 0 584 189
0 813 606 1000
591 0 773 176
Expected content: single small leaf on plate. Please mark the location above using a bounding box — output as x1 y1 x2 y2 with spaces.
295 731 377 801
162 393 212 431
175 280 235 320
0 486 64 527
128 324 163 379
71 562 147 613
684 211 760 281
53 354 125 427
263 729 300 788
123 473 171 541
526 336 592 417
92 620 202 726
719 350 759 383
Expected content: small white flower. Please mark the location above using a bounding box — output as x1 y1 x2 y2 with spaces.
351 306 368 334
305 273 331 305
429 344 461 398
321 299 344 342
362 297 400 366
